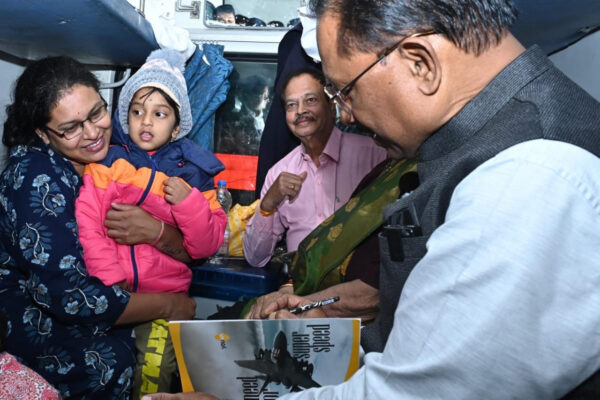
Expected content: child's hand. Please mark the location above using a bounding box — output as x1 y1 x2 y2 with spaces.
164 177 191 205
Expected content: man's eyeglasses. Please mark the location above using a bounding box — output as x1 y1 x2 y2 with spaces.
323 30 436 115
45 99 108 140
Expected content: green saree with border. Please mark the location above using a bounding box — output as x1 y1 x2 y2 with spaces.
241 159 416 316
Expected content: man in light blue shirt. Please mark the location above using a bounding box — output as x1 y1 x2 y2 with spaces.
275 0 600 398
277 140 600 400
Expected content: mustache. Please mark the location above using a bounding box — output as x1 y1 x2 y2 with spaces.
294 113 316 125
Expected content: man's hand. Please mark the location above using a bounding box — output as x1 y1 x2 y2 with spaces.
244 285 294 319
105 203 160 245
164 177 192 205
260 171 308 213
141 392 219 400
265 294 327 320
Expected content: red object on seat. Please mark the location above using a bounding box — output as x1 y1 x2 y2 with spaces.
214 153 258 191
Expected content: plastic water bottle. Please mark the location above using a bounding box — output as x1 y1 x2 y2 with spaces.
218 226 230 257
216 180 232 257
216 180 232 214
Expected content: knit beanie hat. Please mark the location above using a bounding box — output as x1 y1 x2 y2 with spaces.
118 48 192 141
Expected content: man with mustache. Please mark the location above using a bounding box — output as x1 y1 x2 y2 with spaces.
243 68 386 267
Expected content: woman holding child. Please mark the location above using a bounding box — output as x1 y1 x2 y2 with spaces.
0 55 197 399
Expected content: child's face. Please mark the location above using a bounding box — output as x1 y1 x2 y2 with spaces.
128 87 180 152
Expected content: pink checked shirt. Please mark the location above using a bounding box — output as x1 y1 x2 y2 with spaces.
243 126 387 267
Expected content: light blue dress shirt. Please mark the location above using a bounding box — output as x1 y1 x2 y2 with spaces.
281 139 600 399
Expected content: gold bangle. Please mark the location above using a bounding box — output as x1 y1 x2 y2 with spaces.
259 203 275 217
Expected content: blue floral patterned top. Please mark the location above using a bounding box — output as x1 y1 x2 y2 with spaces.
0 144 135 399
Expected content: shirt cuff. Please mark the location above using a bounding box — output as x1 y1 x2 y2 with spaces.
250 205 277 232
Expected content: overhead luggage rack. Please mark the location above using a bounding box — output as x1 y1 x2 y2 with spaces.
0 0 158 66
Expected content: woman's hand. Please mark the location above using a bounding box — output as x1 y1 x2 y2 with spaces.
105 202 191 263
244 285 294 319
164 177 191 205
162 293 197 321
116 280 130 291
105 203 158 245
115 292 196 325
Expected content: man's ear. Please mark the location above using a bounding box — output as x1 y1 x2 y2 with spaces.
400 38 441 96
339 107 355 126
329 98 337 114
35 128 51 145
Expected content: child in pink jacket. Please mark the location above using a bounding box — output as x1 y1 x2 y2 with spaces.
75 49 227 398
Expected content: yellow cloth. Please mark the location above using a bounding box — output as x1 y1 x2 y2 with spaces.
227 200 259 256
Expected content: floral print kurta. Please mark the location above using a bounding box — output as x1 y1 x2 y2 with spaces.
0 144 135 399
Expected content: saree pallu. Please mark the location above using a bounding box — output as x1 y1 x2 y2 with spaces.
291 159 416 295
238 159 416 317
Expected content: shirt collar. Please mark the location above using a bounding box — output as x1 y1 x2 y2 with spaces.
306 125 342 163
419 45 550 162
301 125 342 163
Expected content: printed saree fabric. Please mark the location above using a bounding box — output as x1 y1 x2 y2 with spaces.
0 352 61 400
291 159 416 295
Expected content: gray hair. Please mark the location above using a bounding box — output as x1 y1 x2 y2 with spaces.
309 0 518 56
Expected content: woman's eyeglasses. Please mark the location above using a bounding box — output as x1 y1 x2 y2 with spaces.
45 99 108 140
323 31 436 115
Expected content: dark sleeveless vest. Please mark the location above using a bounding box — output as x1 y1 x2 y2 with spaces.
360 45 600 398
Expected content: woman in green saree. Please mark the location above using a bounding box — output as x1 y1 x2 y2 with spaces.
244 157 417 320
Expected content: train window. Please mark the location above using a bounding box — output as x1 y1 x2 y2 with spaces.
205 0 300 29
213 57 277 206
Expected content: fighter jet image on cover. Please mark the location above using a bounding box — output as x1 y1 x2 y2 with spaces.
235 331 321 393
